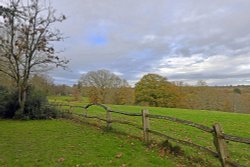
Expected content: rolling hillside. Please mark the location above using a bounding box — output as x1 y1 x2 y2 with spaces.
49 96 250 167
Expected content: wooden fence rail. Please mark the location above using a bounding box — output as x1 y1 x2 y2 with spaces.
223 134 250 144
147 114 213 133
50 102 249 167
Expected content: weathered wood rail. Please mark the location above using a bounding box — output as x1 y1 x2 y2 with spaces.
51 102 249 167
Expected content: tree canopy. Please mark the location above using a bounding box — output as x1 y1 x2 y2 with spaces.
79 69 130 103
79 69 128 89
0 0 68 114
135 74 180 107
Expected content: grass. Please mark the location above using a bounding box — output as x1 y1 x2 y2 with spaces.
0 119 175 167
49 96 250 167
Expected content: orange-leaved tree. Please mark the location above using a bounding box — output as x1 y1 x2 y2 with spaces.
135 74 180 107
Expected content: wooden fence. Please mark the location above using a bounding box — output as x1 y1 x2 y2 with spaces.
51 103 250 167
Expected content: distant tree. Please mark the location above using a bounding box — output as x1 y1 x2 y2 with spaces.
30 74 54 95
52 84 72 96
79 69 129 103
196 80 208 86
0 0 68 114
71 84 82 101
173 81 186 86
87 86 101 103
135 74 180 107
113 87 135 105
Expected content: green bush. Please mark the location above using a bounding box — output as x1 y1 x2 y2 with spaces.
0 86 60 120
0 86 19 118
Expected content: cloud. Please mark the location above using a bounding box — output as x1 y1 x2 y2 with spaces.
46 0 250 86
141 35 157 43
156 54 250 85
113 71 123 76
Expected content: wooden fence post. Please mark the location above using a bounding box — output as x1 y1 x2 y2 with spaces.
213 123 230 167
142 109 150 143
106 110 112 130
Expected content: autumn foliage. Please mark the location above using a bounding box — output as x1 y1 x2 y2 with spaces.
79 70 134 105
135 74 181 107
134 73 250 113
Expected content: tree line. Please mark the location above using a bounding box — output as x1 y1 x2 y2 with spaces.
3 69 248 114
77 70 250 114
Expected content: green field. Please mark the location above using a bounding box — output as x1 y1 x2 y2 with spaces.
1 96 249 166
49 96 250 167
0 120 175 167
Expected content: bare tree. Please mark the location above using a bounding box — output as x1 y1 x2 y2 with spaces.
0 0 68 113
196 80 208 86
79 69 129 103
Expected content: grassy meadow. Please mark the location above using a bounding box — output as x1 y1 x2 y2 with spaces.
48 96 250 167
1 1 249 167
0 120 174 167
0 95 249 166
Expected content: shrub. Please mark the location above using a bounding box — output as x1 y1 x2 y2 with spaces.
0 86 19 118
0 86 60 120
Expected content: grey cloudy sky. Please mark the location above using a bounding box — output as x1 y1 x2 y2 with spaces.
48 0 250 86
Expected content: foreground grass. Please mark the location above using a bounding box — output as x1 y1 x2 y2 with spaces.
0 120 175 167
49 96 250 166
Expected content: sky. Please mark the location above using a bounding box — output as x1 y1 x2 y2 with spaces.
45 0 250 86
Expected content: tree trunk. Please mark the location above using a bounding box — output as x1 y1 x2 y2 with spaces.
17 84 27 115
20 90 27 114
